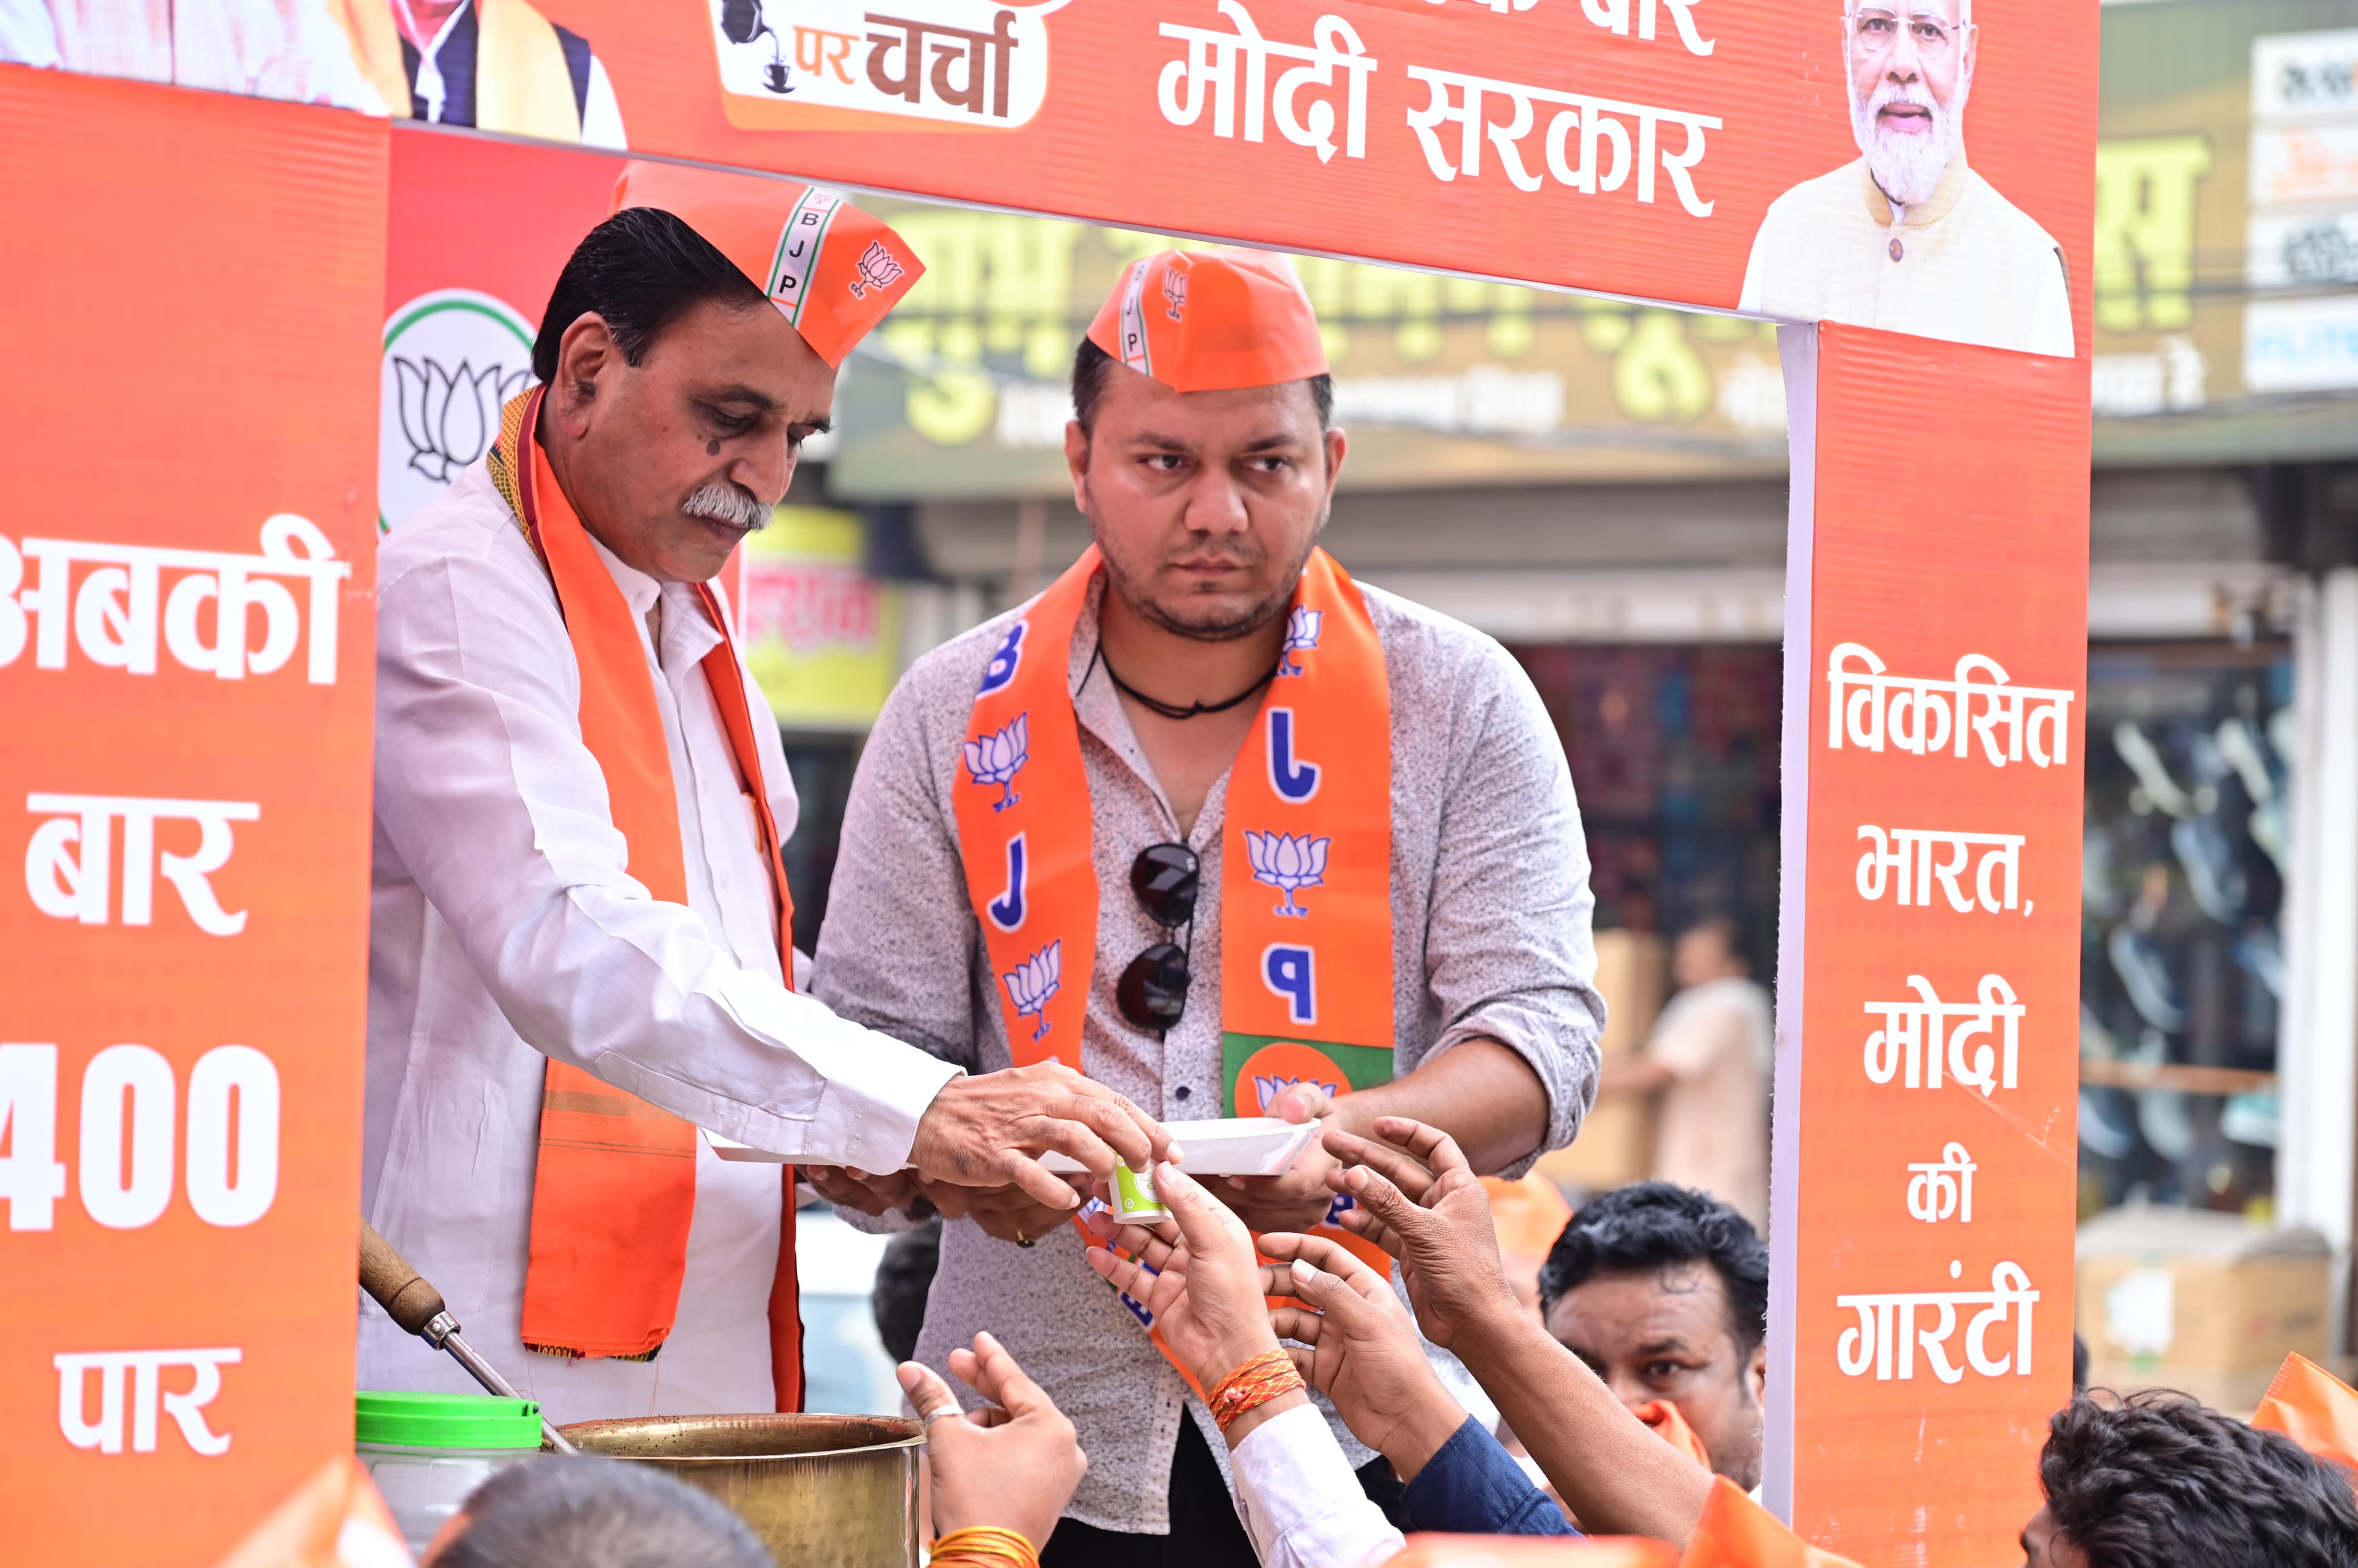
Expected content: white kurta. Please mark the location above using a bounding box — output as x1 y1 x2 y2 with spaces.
1738 154 2074 359
362 461 959 1422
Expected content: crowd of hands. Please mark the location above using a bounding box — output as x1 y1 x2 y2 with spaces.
881 1080 1721 1552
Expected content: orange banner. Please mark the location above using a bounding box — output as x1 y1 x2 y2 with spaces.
1765 322 2089 1560
566 0 2094 355
0 70 387 1567
12 1 2096 363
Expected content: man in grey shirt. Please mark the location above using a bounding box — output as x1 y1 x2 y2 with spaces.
809 249 1602 1565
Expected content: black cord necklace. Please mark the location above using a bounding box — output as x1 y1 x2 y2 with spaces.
1097 638 1279 721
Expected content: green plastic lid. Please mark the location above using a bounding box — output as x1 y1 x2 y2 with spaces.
356 1390 543 1450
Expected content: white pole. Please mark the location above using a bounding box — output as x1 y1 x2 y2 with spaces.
2280 567 2358 1350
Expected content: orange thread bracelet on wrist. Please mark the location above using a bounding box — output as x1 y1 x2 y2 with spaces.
1207 1348 1306 1433
928 1525 1041 1568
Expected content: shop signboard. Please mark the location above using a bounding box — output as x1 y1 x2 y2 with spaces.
828 209 1792 495
0 70 387 1566
739 508 904 729
2091 2 2358 462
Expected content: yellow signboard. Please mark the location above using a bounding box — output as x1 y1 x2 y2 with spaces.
737 508 901 730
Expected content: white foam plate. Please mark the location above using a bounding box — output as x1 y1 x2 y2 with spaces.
703 1116 1320 1178
1040 1116 1318 1178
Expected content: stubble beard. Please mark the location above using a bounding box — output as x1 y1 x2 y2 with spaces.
1851 75 1966 209
1085 482 1326 643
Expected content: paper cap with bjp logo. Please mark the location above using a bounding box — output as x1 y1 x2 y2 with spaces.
1086 248 1329 394
610 160 923 369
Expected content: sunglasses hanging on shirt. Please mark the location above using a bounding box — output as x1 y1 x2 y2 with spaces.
1117 842 1198 1033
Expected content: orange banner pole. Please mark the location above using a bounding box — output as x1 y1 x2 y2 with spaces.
0 71 387 1568
1764 321 2092 1559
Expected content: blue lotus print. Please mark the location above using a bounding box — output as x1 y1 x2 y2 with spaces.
1244 830 1328 917
1278 606 1322 676
1003 940 1061 1041
1252 1072 1340 1113
964 714 1029 812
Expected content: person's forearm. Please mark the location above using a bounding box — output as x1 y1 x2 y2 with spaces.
1598 1055 1674 1097
1334 1038 1548 1174
1453 1305 1713 1545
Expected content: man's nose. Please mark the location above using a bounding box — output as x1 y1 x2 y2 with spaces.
1886 25 1923 79
1180 466 1252 535
1608 1373 1652 1413
731 430 798 508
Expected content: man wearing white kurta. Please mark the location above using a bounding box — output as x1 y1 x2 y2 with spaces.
361 163 1169 1422
1738 0 2072 358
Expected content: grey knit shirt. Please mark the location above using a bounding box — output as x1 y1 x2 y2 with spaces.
811 572 1603 1534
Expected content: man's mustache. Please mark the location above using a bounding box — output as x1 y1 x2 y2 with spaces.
682 478 769 532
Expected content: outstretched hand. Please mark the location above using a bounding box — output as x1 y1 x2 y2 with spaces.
1212 1081 1342 1233
1322 1116 1522 1350
1082 1163 1284 1395
909 1061 1181 1212
899 1332 1086 1549
1254 1230 1468 1481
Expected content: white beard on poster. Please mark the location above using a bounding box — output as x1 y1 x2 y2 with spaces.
1852 75 1969 209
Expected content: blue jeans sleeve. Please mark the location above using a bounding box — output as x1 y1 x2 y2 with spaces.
1400 1417 1579 1537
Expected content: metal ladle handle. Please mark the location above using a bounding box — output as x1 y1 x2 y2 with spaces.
359 1221 578 1455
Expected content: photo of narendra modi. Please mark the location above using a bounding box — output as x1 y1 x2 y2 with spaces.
1739 1 2074 358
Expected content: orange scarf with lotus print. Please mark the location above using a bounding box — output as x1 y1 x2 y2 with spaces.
952 545 1397 1365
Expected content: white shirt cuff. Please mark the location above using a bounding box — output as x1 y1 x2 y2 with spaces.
1231 1403 1406 1568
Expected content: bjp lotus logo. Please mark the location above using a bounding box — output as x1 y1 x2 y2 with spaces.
1244 830 1328 917
1278 606 1322 676
379 289 537 533
1252 1072 1339 1113
849 239 909 300
1162 268 1189 322
964 714 1029 812
1003 940 1062 1040
395 356 531 485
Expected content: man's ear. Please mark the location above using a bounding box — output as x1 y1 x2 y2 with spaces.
1063 419 1091 515
1322 425 1348 495
1747 1339 1768 1402
550 312 620 435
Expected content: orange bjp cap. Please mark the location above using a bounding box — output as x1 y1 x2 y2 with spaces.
2253 1351 2358 1486
1086 247 1329 393
610 160 923 368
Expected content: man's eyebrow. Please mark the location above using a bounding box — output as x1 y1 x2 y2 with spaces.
698 384 783 413
1637 1337 1694 1357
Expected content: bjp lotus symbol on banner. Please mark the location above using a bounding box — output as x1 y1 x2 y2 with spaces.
1278 606 1322 675
964 714 1030 811
1245 830 1328 916
1003 940 1062 1039
380 289 537 531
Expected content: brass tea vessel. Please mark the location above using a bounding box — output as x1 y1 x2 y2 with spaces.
558 1412 924 1568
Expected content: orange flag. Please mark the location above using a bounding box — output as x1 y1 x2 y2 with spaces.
213 1456 414 1568
1391 1538 1676 1566
1634 1400 1716 1473
2253 1352 2358 1482
1680 1478 1865 1568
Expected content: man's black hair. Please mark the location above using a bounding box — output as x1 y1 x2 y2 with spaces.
531 207 767 384
1681 911 1756 975
439 1455 774 1568
2039 1391 2358 1568
1068 337 1333 436
1536 1182 1769 1357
